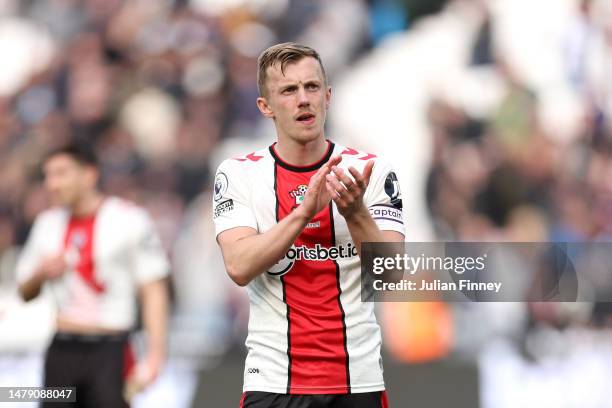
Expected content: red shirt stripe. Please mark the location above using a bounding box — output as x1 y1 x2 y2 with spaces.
63 215 105 293
275 164 349 394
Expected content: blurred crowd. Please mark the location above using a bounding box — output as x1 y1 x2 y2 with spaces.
328 0 612 406
425 0 612 244
420 0 612 335
0 0 374 263
1 0 612 406
412 1 612 405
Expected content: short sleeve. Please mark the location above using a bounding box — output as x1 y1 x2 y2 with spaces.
364 159 405 236
15 216 46 285
132 211 170 285
212 159 258 237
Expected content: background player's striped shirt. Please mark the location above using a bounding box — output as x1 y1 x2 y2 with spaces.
16 197 170 331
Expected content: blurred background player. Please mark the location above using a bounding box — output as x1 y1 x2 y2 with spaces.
214 42 404 407
16 143 170 407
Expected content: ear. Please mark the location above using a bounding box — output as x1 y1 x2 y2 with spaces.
256 97 274 119
325 86 332 110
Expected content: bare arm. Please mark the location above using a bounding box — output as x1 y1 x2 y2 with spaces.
343 208 405 256
136 277 169 387
18 271 46 302
123 278 169 398
218 211 309 286
18 255 66 302
218 156 341 286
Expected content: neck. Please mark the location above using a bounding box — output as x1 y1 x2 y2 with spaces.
275 136 329 167
72 191 103 218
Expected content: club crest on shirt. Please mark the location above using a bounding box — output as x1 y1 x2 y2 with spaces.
70 230 87 249
289 185 308 205
214 172 229 202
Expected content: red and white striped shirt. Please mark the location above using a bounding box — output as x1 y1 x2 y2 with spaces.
213 141 404 394
16 197 169 331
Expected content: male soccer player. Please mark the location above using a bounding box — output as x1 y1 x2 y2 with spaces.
16 143 170 407
213 43 405 407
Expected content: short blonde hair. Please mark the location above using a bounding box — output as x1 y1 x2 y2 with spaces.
257 42 327 96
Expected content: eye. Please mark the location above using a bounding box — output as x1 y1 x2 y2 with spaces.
282 86 297 94
306 83 320 91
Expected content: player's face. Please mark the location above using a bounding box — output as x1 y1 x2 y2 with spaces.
44 154 95 207
257 57 331 145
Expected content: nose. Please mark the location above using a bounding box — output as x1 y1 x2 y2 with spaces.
297 86 309 107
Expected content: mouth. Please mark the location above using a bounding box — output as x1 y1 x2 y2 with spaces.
296 112 316 125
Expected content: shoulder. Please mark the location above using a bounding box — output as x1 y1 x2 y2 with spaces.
214 146 271 196
334 143 391 171
34 207 69 227
218 146 272 172
24 208 68 244
335 145 399 191
101 197 151 225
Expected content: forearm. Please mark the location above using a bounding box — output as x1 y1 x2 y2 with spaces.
141 279 168 361
344 207 386 257
18 270 45 302
222 209 311 286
